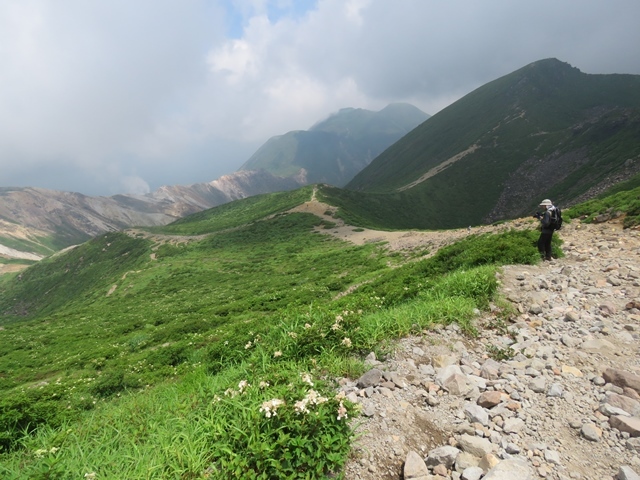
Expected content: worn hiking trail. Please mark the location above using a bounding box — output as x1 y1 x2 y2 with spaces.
336 219 640 480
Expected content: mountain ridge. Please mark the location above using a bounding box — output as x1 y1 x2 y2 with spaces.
345 58 640 228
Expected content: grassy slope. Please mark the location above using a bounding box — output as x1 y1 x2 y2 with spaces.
0 182 575 478
565 172 640 228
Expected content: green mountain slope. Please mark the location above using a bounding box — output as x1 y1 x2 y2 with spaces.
346 59 640 228
239 103 429 186
0 181 553 476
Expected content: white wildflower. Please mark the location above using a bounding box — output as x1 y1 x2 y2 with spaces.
300 372 314 386
260 398 285 418
306 389 328 405
337 401 348 421
273 350 282 358
341 337 352 348
294 399 309 414
34 448 48 458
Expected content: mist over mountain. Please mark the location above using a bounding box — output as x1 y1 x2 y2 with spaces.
0 104 428 261
2 59 640 263
239 103 430 186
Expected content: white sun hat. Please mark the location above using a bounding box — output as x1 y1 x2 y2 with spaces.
539 199 552 206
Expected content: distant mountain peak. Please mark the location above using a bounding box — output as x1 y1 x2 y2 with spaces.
240 103 429 186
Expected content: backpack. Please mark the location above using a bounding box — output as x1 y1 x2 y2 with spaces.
549 207 563 230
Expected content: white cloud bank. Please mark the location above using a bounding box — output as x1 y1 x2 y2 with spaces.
1 0 639 195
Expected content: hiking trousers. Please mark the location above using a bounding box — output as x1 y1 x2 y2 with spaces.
538 232 553 260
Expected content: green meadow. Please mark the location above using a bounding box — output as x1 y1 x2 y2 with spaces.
0 184 581 479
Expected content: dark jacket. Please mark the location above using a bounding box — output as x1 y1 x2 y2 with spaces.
540 207 556 234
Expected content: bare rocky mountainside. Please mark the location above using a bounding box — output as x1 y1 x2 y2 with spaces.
0 170 301 261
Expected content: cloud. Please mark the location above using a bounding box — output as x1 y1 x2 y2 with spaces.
1 0 639 196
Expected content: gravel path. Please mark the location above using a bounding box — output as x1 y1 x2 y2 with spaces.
337 218 640 480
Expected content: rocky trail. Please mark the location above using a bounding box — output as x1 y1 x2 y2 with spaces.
335 218 640 480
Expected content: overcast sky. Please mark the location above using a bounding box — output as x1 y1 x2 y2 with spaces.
1 0 639 196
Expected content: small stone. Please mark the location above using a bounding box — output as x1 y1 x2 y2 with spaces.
564 311 580 322
618 465 640 480
478 453 500 472
581 423 602 442
457 434 495 458
419 364 436 376
404 450 430 479
483 457 535 479
433 354 459 368
464 403 489 426
605 392 640 417
547 383 564 397
462 466 484 480
580 339 616 353
599 302 617 316
477 391 503 408
503 417 525 434
544 449 561 465
426 395 440 407
626 438 640 453
610 415 640 437
530 377 546 393
425 445 460 468
505 443 521 454
604 368 640 395
529 304 543 314
433 463 448 476
569 418 582 429
561 334 580 347
600 403 631 417
443 373 473 396
356 369 382 388
561 365 583 377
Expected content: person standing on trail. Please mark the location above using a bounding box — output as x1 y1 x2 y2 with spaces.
534 198 556 261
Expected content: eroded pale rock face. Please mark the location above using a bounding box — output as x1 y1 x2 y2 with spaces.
0 171 303 259
340 220 640 480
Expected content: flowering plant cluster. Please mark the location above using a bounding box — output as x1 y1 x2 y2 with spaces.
259 398 285 418
255 373 354 423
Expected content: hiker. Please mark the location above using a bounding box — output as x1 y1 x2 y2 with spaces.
534 198 556 261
